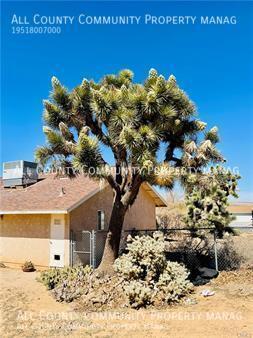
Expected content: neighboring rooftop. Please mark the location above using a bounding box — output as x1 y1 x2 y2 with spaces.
0 174 166 214
228 203 253 214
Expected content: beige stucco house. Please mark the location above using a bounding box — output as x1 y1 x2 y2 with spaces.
0 174 166 269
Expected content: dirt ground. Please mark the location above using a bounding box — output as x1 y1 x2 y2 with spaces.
0 267 253 338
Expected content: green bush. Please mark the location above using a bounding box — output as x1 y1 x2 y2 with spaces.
114 232 192 308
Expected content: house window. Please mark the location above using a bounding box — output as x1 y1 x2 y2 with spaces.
97 210 105 230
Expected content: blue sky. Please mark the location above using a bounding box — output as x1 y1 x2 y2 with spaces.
1 1 253 201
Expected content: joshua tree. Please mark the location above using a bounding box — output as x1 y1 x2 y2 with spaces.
35 69 223 271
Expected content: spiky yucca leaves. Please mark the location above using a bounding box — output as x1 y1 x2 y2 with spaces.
153 163 176 188
184 166 240 235
42 126 70 156
205 126 219 144
73 131 104 175
36 69 221 184
35 146 54 166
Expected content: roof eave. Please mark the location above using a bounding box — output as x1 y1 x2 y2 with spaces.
0 210 68 215
67 186 106 213
143 183 167 207
0 182 167 214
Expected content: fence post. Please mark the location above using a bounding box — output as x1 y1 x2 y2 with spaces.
91 230 96 269
213 230 219 271
70 230 73 267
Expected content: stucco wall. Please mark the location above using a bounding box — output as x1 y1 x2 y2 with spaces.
70 184 157 233
0 214 69 268
69 184 157 267
70 186 113 232
64 214 70 266
124 186 156 230
0 214 50 268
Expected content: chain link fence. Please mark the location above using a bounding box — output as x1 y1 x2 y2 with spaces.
120 228 219 272
71 226 253 271
121 227 252 272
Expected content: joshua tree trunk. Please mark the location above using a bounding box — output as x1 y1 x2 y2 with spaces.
98 195 126 274
97 176 142 275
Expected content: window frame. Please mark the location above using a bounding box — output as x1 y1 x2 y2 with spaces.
97 210 105 231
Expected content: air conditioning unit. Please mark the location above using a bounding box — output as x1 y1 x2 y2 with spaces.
3 160 38 187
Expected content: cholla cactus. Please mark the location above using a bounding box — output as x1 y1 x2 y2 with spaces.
156 261 192 303
114 233 192 308
124 281 153 308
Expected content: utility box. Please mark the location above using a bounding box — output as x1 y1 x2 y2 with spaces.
3 160 38 187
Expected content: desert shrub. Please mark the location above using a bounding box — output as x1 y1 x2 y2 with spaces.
39 268 64 290
169 232 245 272
157 213 184 229
53 269 92 303
216 239 244 271
38 265 92 291
114 232 192 308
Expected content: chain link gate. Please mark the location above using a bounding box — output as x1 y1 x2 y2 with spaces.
70 230 96 268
